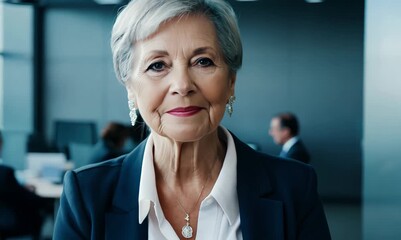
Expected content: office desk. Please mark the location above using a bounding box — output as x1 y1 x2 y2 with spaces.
17 168 65 199
26 177 63 199
20 157 73 199
17 171 65 223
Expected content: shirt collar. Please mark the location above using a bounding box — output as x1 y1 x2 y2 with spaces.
282 136 299 153
209 126 239 225
138 135 158 224
138 126 239 225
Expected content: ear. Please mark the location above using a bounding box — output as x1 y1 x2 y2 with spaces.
282 128 292 139
125 83 137 107
228 73 237 97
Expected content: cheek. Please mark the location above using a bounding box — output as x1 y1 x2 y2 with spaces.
131 78 168 130
200 73 231 104
200 79 231 123
209 85 230 109
207 91 227 107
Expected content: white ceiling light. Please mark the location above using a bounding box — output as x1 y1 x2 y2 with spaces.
93 0 124 4
305 0 325 3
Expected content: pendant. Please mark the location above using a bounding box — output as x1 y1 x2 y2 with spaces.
182 214 193 238
182 223 193 238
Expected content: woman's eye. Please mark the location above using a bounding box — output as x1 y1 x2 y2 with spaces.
147 62 166 72
196 58 214 67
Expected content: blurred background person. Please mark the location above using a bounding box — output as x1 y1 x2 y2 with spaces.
269 112 311 164
89 122 131 164
0 130 48 239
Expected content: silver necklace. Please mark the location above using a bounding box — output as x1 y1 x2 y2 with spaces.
162 159 218 239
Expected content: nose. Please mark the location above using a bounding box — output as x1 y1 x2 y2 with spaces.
170 66 196 96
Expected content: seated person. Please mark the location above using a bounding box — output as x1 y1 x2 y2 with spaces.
89 122 131 164
0 130 47 238
0 165 47 238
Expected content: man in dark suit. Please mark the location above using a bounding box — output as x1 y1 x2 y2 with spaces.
269 113 311 164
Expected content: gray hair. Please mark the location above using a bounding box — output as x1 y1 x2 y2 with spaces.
111 0 243 84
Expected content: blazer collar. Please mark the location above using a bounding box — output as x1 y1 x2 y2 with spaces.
106 139 148 239
106 133 285 240
232 133 285 240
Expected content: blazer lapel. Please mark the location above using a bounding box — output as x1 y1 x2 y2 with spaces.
105 141 148 239
234 135 285 240
104 134 285 239
105 211 148 240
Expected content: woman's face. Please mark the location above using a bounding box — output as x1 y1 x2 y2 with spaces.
126 14 236 142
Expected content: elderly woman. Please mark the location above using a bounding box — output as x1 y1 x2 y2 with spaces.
54 0 331 239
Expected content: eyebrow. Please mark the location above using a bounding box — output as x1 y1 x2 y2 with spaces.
144 50 169 62
193 47 215 55
143 46 216 63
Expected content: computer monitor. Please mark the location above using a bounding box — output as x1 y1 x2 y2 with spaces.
53 120 97 158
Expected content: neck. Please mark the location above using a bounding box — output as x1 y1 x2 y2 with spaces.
153 128 226 186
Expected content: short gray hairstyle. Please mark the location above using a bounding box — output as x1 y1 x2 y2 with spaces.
111 0 243 84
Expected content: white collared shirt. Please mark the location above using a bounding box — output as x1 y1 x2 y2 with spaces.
282 136 299 153
138 127 243 240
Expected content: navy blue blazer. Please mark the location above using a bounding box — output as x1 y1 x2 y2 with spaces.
54 134 331 240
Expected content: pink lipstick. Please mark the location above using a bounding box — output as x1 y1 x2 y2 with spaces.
167 106 203 117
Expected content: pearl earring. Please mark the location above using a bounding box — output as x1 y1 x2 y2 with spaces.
226 95 236 117
128 99 137 126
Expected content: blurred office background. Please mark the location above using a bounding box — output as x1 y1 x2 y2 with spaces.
0 0 400 239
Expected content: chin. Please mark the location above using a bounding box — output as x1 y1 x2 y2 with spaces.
162 125 213 143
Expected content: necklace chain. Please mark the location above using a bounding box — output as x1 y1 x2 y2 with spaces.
174 175 209 215
160 158 219 238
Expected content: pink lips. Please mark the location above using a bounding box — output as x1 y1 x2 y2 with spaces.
166 106 203 117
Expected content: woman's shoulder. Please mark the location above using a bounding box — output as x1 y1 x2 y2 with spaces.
232 133 316 188
232 131 312 169
256 150 316 182
60 142 146 219
62 155 127 204
77 138 146 172
77 152 124 169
